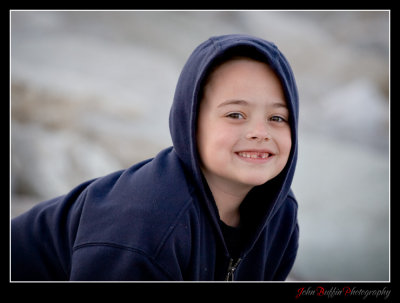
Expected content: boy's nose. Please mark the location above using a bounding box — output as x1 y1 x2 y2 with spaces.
246 122 272 142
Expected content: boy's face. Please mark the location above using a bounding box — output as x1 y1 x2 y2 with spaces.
197 57 292 191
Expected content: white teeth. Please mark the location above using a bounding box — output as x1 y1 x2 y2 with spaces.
238 152 270 159
239 152 251 158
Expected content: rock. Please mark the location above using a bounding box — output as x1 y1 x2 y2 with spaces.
291 133 389 280
301 78 389 151
11 122 121 201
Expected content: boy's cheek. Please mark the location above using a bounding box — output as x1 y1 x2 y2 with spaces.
273 127 292 155
282 136 293 159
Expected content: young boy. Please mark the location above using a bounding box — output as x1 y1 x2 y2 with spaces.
11 34 299 281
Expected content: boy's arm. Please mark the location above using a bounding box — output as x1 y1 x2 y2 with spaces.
69 245 174 281
11 180 92 281
11 176 179 281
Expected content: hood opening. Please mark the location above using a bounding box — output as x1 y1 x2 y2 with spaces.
169 35 299 252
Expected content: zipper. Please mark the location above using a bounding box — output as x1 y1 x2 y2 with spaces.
225 258 242 281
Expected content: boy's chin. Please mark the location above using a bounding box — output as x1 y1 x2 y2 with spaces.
238 175 273 188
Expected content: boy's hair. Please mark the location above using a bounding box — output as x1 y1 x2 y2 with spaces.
198 45 272 102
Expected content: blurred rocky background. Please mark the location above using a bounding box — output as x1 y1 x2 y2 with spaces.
10 10 389 281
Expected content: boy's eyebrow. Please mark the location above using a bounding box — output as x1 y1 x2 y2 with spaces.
272 101 289 109
217 99 288 109
217 99 249 108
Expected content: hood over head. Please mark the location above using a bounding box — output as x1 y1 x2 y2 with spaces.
169 34 299 250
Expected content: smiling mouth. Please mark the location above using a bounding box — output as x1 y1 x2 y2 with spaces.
236 151 272 159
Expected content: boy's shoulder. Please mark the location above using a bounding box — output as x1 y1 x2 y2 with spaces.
73 147 197 257
286 189 298 207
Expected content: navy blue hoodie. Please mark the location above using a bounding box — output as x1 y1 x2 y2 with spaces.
11 34 299 281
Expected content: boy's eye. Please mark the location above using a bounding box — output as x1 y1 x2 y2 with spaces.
226 112 245 120
269 116 287 123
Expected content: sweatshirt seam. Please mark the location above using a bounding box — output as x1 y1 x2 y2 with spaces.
72 242 175 280
154 197 194 258
73 242 148 253
286 194 299 210
209 36 221 52
72 196 195 279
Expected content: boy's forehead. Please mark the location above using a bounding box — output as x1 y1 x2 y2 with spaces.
204 57 281 89
202 57 286 102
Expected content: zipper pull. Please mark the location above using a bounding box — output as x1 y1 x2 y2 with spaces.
225 258 242 281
